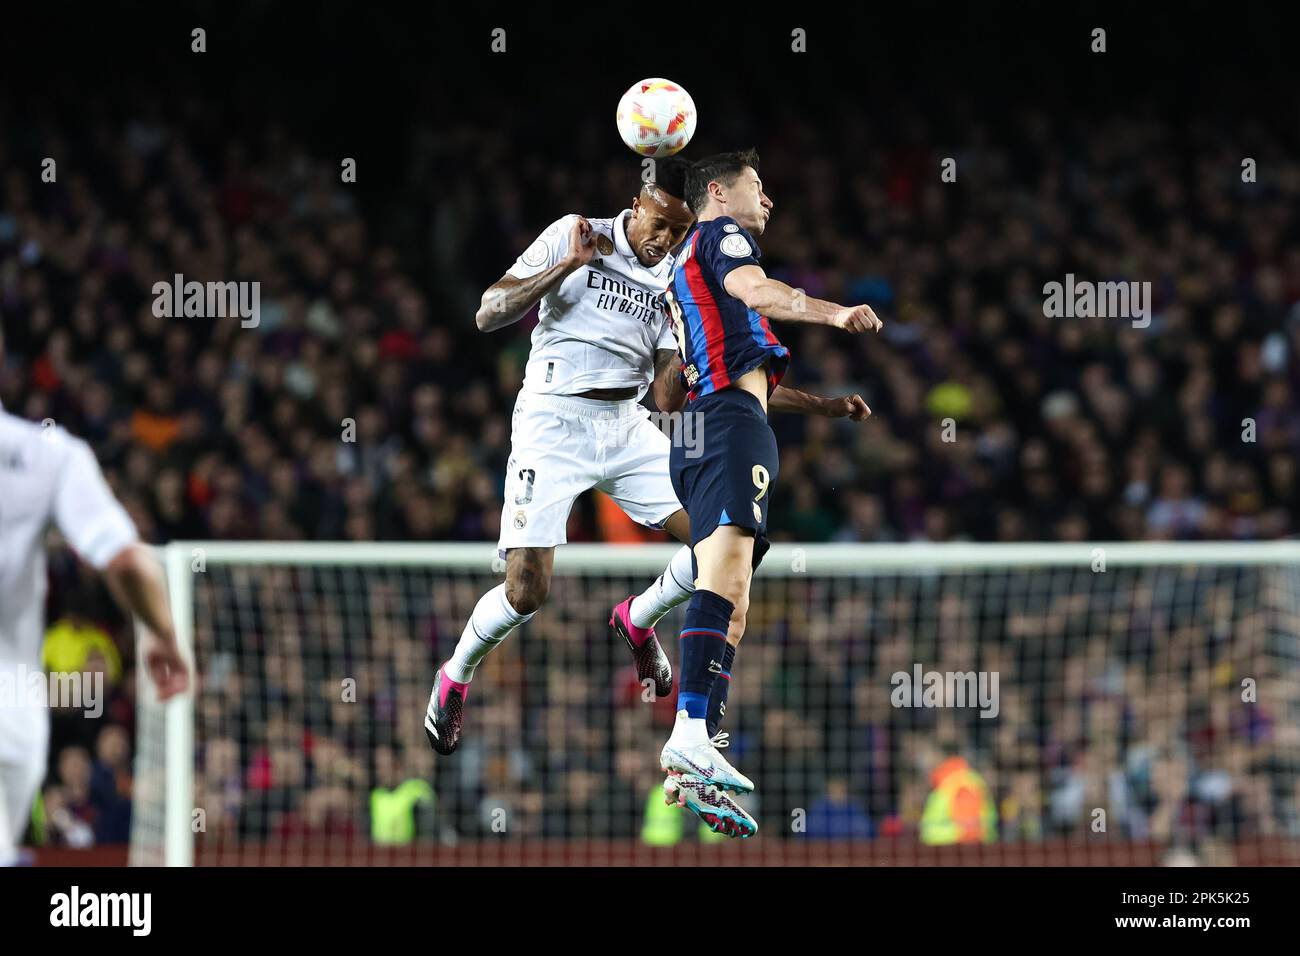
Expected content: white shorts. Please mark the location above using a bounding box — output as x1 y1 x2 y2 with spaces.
497 391 683 552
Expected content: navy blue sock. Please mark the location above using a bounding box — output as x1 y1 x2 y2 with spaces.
677 590 734 719
706 643 736 737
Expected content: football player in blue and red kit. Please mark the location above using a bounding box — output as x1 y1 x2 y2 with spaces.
658 150 882 837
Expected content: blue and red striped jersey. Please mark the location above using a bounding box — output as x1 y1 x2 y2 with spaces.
664 217 790 402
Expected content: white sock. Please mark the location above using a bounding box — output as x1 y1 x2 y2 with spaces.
630 546 695 629
444 584 535 683
668 709 710 746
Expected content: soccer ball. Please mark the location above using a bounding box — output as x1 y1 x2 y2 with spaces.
615 78 697 158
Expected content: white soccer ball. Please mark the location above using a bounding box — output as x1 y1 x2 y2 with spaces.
615 78 697 158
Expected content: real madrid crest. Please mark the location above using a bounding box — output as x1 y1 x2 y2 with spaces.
513 511 527 529
596 234 614 256
521 240 548 268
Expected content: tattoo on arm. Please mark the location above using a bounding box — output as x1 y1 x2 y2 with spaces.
653 348 687 412
478 264 573 331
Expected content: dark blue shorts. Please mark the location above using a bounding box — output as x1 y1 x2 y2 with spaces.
670 388 780 569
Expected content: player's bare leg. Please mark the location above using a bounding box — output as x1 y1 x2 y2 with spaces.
661 509 692 546
692 525 753 639
425 547 552 755
609 508 692 697
503 546 554 616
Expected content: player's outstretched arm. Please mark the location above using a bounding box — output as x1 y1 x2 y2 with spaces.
104 544 191 701
722 265 883 333
770 385 871 420
476 216 602 331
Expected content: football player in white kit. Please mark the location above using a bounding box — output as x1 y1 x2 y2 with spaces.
425 159 698 756
424 161 869 761
0 328 189 864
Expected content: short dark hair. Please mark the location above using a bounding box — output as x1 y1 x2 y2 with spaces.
685 149 760 214
649 156 691 202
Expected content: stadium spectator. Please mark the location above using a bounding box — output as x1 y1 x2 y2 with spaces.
920 755 997 845
802 777 874 839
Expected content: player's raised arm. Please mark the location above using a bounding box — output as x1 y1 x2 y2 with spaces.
475 215 602 331
722 264 883 333
769 385 871 420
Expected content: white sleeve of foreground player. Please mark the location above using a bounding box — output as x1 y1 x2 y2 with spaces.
51 434 139 570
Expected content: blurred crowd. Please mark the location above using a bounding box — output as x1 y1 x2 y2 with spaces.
5 108 1300 550
8 93 1300 855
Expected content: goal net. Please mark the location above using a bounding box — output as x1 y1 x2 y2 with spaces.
130 541 1300 866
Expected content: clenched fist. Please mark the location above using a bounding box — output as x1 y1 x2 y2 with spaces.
831 304 883 333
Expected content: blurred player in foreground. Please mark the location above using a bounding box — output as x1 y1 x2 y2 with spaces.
659 150 879 837
0 328 190 865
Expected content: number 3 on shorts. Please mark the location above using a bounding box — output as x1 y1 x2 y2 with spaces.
752 464 770 501
514 468 536 505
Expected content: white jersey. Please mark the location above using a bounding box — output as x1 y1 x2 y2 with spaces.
0 407 137 858
507 210 677 399
0 408 138 671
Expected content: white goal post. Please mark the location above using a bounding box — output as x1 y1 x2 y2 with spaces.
130 540 1300 867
